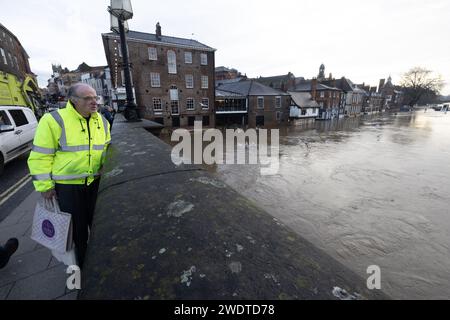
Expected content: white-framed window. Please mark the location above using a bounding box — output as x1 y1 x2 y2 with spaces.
201 98 209 110
201 76 208 89
257 97 264 109
275 96 282 108
0 48 7 65
276 111 282 121
185 74 194 89
200 53 208 65
171 100 179 115
167 50 177 74
150 72 161 87
320 91 325 98
170 85 179 101
7 52 13 66
186 98 195 110
148 47 157 60
153 98 162 111
185 52 192 64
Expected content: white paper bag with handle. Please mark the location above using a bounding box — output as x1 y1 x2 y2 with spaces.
31 198 72 254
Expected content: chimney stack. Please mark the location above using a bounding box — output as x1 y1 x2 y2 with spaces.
311 78 317 100
156 22 162 40
378 79 385 93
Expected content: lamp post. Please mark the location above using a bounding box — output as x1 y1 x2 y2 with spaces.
108 0 140 122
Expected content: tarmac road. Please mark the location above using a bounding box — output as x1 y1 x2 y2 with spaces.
0 153 33 222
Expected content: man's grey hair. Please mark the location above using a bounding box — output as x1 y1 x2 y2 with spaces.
68 83 93 100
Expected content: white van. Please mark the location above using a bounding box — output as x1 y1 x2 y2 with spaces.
0 106 38 174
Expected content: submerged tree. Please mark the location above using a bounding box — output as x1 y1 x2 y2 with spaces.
400 67 445 107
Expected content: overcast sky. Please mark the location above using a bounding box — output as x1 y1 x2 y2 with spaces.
1 0 449 94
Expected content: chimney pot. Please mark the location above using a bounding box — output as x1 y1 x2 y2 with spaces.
156 22 162 40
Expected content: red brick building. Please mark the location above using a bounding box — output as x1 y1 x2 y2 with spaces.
102 23 216 128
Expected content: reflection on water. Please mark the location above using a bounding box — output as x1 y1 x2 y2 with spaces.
211 111 450 299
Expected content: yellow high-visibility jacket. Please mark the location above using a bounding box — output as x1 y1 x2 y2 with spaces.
28 101 111 192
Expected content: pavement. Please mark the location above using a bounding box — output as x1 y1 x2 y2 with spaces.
0 190 77 300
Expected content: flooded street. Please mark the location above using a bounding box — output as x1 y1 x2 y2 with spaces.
210 111 450 299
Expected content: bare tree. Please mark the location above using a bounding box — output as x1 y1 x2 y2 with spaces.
400 67 445 107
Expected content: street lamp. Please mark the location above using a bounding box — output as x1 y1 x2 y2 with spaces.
108 0 140 122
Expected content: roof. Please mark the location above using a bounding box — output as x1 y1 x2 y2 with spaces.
293 80 341 92
216 66 237 72
321 78 354 92
288 92 320 108
216 89 246 98
103 30 215 52
217 80 289 96
254 73 296 90
216 77 246 87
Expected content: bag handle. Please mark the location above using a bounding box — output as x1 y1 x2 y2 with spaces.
43 197 62 215
51 197 61 215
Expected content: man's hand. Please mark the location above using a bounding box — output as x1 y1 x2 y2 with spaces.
41 189 56 200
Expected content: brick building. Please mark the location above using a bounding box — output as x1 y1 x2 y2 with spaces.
378 76 403 109
0 23 33 79
102 23 216 128
0 23 41 111
292 79 342 120
215 66 241 81
216 80 290 128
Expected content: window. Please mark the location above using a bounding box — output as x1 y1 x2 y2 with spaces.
257 97 264 109
0 48 7 65
188 116 196 126
171 101 179 115
320 91 325 98
170 86 179 101
153 98 162 111
256 115 264 126
201 76 208 89
7 53 13 67
150 73 161 87
275 96 282 108
186 98 195 110
167 50 177 74
201 98 209 110
185 52 192 64
276 111 282 121
200 53 208 65
202 116 210 126
0 111 11 125
148 47 157 60
185 75 194 89
9 110 29 127
118 45 122 57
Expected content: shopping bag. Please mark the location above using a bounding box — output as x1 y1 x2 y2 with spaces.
52 247 78 266
31 198 72 253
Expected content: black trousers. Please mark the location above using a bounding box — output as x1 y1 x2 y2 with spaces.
55 179 100 268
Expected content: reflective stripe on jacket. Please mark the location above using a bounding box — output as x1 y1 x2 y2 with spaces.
28 101 111 192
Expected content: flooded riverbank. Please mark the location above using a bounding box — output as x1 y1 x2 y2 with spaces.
163 110 450 299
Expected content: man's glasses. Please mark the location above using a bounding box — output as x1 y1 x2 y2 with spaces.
76 96 101 102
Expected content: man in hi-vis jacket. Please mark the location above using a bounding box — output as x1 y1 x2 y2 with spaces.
28 83 111 268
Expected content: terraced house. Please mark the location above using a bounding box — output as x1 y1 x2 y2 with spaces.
102 23 216 127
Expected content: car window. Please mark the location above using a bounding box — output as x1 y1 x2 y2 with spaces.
9 110 29 127
0 110 12 126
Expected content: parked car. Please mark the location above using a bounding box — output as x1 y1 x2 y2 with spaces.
0 106 38 175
